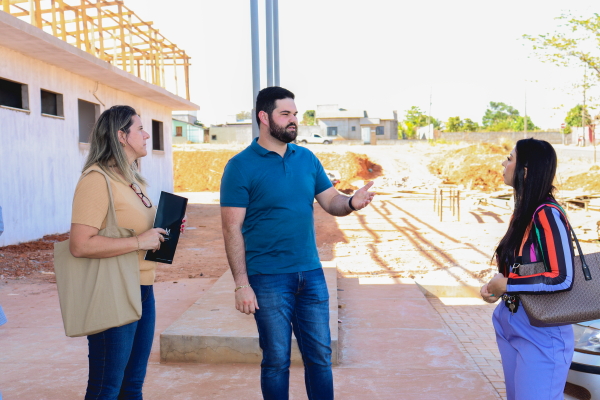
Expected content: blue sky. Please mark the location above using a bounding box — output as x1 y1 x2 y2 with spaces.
125 0 599 129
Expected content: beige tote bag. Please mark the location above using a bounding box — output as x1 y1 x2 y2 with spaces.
54 169 142 337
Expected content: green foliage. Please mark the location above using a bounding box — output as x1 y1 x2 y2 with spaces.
524 14 600 80
463 118 480 132
512 116 539 131
403 106 441 132
236 111 252 121
400 120 416 139
565 104 591 128
445 116 463 132
479 101 537 131
444 116 479 132
193 120 205 128
301 110 316 126
482 102 520 127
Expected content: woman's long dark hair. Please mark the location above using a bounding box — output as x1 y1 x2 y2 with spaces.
494 138 557 275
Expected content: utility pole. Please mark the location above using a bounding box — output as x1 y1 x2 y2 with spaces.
266 0 273 87
428 88 432 140
524 89 527 139
273 0 280 86
250 0 260 139
583 65 587 149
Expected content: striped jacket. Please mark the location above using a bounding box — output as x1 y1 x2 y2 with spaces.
506 204 575 294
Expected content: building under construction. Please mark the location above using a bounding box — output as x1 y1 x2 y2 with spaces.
0 0 199 247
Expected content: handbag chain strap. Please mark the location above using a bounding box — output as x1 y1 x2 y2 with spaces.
532 202 592 281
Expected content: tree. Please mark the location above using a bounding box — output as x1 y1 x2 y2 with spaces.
405 106 441 128
565 104 591 128
446 116 463 132
301 110 315 126
512 116 539 131
524 14 600 81
193 120 204 128
236 111 252 121
463 118 480 132
482 102 520 128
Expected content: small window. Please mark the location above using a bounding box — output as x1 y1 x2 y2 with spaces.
315 134 322 138
376 126 385 136
0 77 29 110
41 89 64 117
327 127 338 137
176 126 183 137
152 120 164 151
78 99 100 143
211 135 217 140
351 126 356 131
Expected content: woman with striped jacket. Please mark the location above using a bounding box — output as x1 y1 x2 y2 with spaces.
481 138 574 400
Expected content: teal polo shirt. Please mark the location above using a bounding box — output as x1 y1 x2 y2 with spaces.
220 138 333 275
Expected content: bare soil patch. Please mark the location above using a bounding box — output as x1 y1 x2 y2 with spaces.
428 143 508 191
562 165 600 192
173 149 382 194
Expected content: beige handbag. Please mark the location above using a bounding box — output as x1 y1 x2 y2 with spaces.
518 203 600 327
54 169 141 337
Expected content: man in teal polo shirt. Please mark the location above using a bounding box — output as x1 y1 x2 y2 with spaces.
220 87 375 400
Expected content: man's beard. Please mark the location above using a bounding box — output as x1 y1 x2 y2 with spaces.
269 115 298 143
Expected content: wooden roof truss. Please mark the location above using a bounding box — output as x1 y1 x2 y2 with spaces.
1 0 191 100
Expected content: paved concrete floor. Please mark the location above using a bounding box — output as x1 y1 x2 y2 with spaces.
0 275 500 399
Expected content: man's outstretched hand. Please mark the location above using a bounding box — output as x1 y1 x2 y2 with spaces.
351 181 376 210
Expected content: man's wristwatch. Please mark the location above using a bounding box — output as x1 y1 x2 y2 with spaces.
348 195 357 211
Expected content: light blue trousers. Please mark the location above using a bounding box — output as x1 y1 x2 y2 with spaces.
493 302 574 400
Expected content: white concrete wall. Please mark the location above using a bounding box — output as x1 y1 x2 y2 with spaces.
0 45 174 246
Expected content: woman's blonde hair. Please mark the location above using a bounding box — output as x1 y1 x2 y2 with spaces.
82 105 147 186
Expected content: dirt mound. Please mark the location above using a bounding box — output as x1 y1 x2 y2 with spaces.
429 143 507 192
174 150 240 192
316 152 382 193
562 165 600 192
173 149 382 194
0 233 69 252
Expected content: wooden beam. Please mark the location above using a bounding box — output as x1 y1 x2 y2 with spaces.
118 3 126 73
58 0 66 41
33 0 42 27
184 55 190 100
80 0 91 53
3 0 10 13
50 1 57 36
74 7 81 49
29 0 34 26
96 0 104 60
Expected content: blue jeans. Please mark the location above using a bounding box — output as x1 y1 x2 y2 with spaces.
249 268 333 400
85 285 156 400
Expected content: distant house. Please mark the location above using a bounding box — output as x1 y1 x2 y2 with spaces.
172 111 204 144
315 105 399 143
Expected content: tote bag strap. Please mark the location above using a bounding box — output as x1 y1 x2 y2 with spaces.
531 202 592 281
79 168 120 236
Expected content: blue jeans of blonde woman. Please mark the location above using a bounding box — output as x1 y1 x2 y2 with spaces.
493 302 574 400
85 285 155 400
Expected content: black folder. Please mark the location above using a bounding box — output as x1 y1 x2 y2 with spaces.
144 191 188 264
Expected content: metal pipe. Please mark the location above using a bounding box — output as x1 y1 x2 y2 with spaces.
266 0 273 87
273 0 280 86
250 0 260 139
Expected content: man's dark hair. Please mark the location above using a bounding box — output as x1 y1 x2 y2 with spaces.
255 86 295 128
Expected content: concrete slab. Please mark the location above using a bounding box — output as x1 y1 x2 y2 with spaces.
160 262 339 364
0 273 500 399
